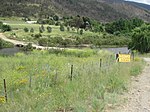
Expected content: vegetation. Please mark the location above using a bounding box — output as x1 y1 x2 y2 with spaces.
0 0 149 22
0 38 14 49
1 16 150 52
0 21 11 32
129 24 150 53
24 27 29 32
0 50 144 111
2 17 136 48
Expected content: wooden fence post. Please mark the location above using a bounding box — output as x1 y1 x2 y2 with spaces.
3 79 7 102
100 59 102 68
29 75 32 88
132 51 135 61
70 65 73 81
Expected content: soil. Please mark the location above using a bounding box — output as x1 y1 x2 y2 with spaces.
112 58 150 112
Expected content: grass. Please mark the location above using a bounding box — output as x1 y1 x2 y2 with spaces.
0 49 144 111
3 20 100 42
0 18 130 47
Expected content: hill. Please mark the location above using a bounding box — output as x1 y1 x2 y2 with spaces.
0 0 150 22
125 1 150 10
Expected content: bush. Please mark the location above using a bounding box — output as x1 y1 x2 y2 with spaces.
47 26 52 33
129 25 150 53
34 33 42 39
30 28 34 33
80 29 83 35
0 39 4 49
23 43 33 51
24 27 29 32
67 26 70 31
1 25 11 32
60 24 65 31
55 21 61 26
41 25 45 31
0 38 14 49
39 27 43 33
53 15 59 21
38 38 49 46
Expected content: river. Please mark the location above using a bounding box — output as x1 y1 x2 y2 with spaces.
0 47 21 55
0 47 129 56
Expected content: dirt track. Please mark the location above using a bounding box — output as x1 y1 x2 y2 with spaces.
0 33 64 50
115 58 150 112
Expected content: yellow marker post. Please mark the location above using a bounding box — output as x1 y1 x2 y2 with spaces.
118 54 131 62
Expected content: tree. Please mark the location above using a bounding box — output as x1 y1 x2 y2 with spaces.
0 21 3 28
47 26 52 33
30 28 34 33
24 27 29 32
129 25 150 53
0 39 4 49
39 27 43 33
80 29 83 35
53 15 59 21
69 16 84 32
1 25 11 32
67 26 70 31
60 24 65 31
41 25 45 31
23 43 33 51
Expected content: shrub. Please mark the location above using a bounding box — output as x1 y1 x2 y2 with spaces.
55 21 61 26
60 24 65 31
23 43 33 51
67 26 70 31
24 27 29 32
41 25 45 31
80 29 83 35
39 27 43 33
1 25 11 32
38 38 49 46
34 33 42 39
47 26 52 33
30 28 34 33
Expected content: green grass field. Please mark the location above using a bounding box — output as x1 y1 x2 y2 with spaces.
2 19 99 42
0 49 144 111
0 18 130 47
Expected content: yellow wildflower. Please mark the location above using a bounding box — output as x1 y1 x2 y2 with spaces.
0 96 5 104
19 79 28 84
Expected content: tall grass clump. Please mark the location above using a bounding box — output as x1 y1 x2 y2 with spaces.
0 50 144 111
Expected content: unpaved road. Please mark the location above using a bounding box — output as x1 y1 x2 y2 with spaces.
115 58 150 112
0 33 64 50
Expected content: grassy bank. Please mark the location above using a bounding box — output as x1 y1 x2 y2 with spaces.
0 49 144 111
0 39 14 49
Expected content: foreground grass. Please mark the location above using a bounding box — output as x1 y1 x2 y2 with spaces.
0 50 144 111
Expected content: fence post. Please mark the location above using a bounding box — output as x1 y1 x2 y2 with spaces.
100 59 102 68
29 75 32 88
3 79 7 102
132 51 135 61
70 65 73 81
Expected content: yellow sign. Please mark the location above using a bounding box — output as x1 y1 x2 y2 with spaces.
118 54 131 62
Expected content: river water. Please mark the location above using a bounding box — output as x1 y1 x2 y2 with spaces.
0 47 129 56
0 47 21 55
102 47 130 54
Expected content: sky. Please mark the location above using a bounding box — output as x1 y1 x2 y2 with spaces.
126 0 150 5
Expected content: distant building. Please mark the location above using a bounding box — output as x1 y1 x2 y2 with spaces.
26 21 37 24
3 23 7 25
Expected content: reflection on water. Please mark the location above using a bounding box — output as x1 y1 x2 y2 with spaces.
0 47 21 55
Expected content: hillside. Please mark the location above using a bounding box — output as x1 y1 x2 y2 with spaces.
0 0 150 22
125 1 150 10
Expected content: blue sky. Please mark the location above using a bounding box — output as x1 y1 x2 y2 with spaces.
126 0 150 5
